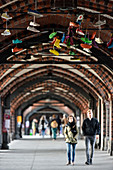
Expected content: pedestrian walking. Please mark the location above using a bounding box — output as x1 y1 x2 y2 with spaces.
64 114 78 166
56 115 61 135
48 116 52 137
39 115 48 138
32 119 36 135
61 114 68 135
51 115 58 140
82 109 100 165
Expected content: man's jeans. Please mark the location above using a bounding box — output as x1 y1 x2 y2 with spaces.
85 135 96 163
67 143 76 163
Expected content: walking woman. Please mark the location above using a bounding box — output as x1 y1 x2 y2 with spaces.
64 114 78 166
39 115 48 137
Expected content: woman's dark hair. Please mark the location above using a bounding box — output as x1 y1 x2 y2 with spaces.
68 114 76 123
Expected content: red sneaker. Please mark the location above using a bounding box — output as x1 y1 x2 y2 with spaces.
12 47 23 52
76 28 84 36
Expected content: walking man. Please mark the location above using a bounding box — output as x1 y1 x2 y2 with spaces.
82 109 100 165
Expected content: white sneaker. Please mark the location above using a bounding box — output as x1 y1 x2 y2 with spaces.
95 37 103 44
1 29 11 36
83 48 92 53
1 13 12 20
27 26 40 33
29 21 40 27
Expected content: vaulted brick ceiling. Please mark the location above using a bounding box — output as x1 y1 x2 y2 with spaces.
0 0 113 115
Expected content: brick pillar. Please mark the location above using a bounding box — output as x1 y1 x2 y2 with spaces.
110 99 113 156
105 101 110 152
0 96 2 149
103 102 106 150
14 110 21 139
10 114 15 141
109 98 112 156
100 99 104 150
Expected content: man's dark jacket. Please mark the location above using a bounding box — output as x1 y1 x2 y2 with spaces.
82 118 100 136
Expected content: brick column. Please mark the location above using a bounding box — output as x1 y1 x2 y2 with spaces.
101 99 104 150
110 99 113 155
0 96 2 149
105 101 110 152
103 102 106 150
109 97 112 156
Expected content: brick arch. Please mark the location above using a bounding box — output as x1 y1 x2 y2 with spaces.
1 64 101 101
24 104 74 121
0 59 111 100
1 67 99 105
17 93 80 118
11 89 88 114
11 79 88 109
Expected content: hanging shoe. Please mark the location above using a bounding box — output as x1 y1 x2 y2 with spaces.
69 22 79 27
51 37 57 45
95 37 103 44
12 39 22 44
12 47 23 53
80 43 92 53
108 41 113 48
49 49 59 56
54 39 61 49
49 32 57 39
1 13 12 20
76 14 84 22
28 9 43 17
69 51 76 55
107 38 113 47
81 37 92 44
27 26 40 33
91 32 96 40
83 48 92 53
29 21 40 27
80 43 92 49
1 29 11 36
76 28 84 36
61 33 65 43
70 58 80 61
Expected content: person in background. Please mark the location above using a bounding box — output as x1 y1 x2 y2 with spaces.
48 116 52 138
82 109 100 165
61 114 68 135
32 119 36 135
32 119 38 135
56 115 61 135
51 114 58 140
35 119 39 134
39 115 48 138
64 114 78 166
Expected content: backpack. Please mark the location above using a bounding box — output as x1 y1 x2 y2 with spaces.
51 120 58 128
